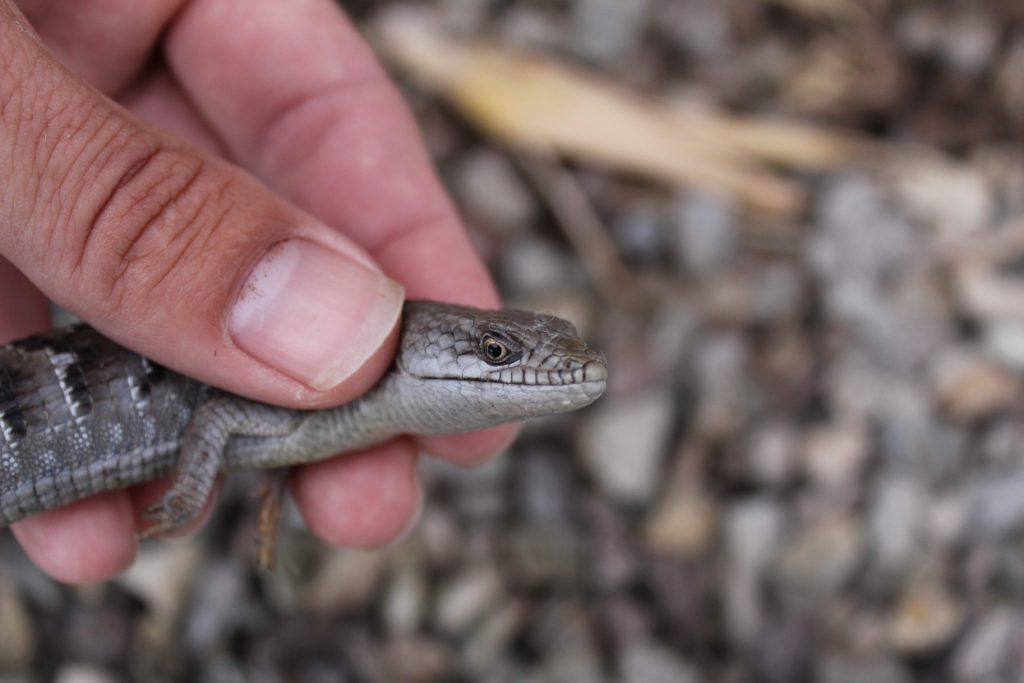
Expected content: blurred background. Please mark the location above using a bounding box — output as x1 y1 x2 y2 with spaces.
5 1 1024 681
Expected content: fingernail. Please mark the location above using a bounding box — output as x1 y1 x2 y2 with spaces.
230 239 403 390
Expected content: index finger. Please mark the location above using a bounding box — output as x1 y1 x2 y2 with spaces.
164 0 495 305
163 0 516 461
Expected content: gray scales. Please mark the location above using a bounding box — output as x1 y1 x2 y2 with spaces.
0 301 607 539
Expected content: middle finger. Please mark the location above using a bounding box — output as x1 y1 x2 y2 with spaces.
15 0 185 95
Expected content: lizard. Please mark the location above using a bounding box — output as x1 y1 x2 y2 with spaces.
0 301 607 558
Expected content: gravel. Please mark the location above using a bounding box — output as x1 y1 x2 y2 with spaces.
8 2 1024 681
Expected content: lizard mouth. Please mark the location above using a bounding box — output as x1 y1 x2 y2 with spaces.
426 361 608 388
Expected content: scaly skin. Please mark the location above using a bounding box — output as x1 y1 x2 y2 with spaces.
0 301 607 533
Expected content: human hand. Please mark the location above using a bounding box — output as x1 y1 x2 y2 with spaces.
0 0 516 583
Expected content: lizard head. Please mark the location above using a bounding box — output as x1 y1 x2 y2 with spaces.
392 301 607 430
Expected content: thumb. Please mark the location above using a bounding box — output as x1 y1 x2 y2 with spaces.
0 7 403 407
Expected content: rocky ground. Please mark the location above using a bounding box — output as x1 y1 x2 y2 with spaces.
5 1 1024 681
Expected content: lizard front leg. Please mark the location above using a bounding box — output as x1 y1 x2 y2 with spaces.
140 396 301 539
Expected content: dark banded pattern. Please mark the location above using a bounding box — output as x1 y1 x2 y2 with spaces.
0 325 204 523
0 366 27 443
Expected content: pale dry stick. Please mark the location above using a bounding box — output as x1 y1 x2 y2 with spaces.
516 156 636 304
375 15 808 218
665 108 871 171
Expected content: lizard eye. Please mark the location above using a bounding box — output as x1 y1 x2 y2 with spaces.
480 334 517 365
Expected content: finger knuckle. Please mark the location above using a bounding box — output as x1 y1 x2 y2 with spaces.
73 135 236 312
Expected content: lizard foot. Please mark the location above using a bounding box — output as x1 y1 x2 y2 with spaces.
256 469 291 570
139 490 204 540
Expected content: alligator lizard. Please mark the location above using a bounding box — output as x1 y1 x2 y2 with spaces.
0 301 607 546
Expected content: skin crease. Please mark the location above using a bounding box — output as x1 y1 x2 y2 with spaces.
0 0 518 583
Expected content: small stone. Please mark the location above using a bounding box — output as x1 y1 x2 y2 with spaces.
611 202 670 262
507 524 581 586
898 6 998 73
726 499 785 579
925 490 969 549
301 550 387 614
892 159 994 239
579 392 674 504
451 149 537 235
182 562 250 657
826 352 891 423
435 565 505 636
117 542 201 625
941 9 1000 73
981 417 1024 466
438 0 489 34
700 264 803 325
501 238 582 295
933 350 1020 421
461 600 526 676
951 609 1024 682
419 507 463 569
751 264 804 322
569 0 650 66
869 477 925 571
775 515 864 604
0 576 34 669
826 280 950 377
383 559 429 634
643 489 717 559
724 499 785 644
956 257 1024 320
693 331 752 438
801 422 870 489
744 422 799 488
498 6 566 51
724 575 762 648
811 174 915 289
647 297 699 372
890 582 965 655
671 192 738 276
874 383 966 476
984 319 1024 372
529 601 605 682
516 448 575 524
974 147 1024 219
659 0 730 58
969 471 1024 537
619 639 699 683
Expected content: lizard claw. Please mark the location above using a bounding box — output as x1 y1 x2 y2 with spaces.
138 519 173 541
139 491 200 539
